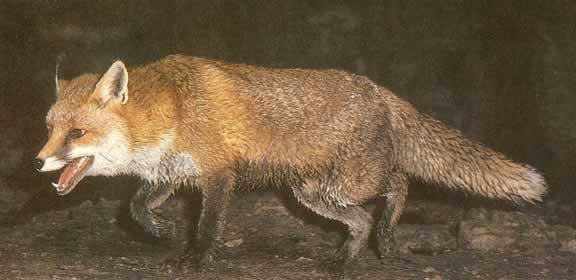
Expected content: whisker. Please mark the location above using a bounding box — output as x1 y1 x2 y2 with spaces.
62 153 73 161
98 152 115 164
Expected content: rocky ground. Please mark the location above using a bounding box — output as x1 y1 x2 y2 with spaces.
0 190 574 280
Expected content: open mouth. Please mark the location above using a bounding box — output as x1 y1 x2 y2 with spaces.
51 156 94 196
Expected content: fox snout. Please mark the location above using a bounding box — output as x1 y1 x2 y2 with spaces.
34 157 45 171
36 133 68 172
35 147 51 172
35 150 65 173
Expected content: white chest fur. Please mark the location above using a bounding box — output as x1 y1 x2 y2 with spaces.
71 128 200 185
89 130 201 185
137 152 201 185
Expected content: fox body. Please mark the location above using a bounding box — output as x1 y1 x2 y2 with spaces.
37 55 546 268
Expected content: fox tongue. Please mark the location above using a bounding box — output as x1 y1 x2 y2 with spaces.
55 156 93 196
58 158 82 185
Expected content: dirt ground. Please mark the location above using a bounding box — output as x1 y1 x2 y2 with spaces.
0 192 574 280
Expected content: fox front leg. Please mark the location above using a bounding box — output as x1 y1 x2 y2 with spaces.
163 174 233 272
130 183 178 240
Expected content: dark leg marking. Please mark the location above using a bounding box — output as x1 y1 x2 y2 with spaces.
376 174 408 259
162 174 234 272
130 183 178 240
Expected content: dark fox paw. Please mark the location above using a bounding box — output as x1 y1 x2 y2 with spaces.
377 243 399 259
377 230 399 259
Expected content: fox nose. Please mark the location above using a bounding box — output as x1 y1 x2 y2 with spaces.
34 158 44 171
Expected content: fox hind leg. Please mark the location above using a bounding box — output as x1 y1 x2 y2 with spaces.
376 174 408 258
292 179 373 270
130 183 178 240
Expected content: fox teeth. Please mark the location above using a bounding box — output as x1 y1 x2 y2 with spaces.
51 182 59 189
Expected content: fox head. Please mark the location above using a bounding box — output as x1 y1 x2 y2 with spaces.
36 61 133 195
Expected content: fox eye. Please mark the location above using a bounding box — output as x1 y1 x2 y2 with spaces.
68 128 86 139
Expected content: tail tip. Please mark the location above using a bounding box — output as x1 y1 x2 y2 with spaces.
520 166 548 204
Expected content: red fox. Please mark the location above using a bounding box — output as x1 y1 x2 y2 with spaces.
36 55 546 270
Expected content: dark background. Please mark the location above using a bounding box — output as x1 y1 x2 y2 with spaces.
1 0 574 211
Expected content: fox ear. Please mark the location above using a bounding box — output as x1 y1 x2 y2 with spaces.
93 60 129 105
54 60 69 96
54 53 69 96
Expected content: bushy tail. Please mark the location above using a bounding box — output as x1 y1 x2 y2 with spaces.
383 91 547 204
